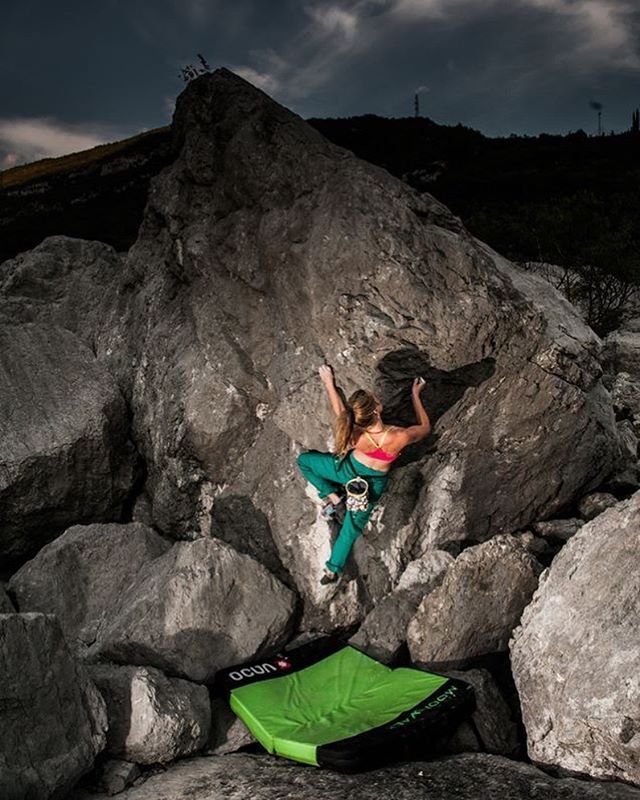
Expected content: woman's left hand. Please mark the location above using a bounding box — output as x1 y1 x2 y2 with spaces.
319 364 335 385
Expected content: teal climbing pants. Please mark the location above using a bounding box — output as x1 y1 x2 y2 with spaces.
296 450 390 574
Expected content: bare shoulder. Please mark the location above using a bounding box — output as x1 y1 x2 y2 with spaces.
388 425 411 445
391 422 430 445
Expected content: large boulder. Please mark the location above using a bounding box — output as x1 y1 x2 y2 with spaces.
66 752 640 800
602 326 640 376
0 69 620 632
91 537 296 682
0 322 139 566
108 68 618 627
350 550 453 663
0 584 14 612
0 613 107 800
205 696 255 755
0 236 125 357
407 535 542 668
445 668 520 757
8 523 172 657
88 663 210 764
510 490 640 785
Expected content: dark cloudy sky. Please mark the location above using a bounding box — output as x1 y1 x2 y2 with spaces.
2 0 639 169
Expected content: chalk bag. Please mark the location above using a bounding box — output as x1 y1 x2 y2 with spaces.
345 477 369 512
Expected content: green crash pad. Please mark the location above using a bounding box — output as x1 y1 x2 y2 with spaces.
216 636 475 771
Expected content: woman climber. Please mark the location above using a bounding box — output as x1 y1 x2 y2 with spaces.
296 364 432 585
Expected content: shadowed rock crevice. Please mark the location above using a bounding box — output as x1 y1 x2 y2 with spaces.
375 347 497 464
211 494 293 589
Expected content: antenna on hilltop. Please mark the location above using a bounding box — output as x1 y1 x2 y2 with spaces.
414 85 428 118
589 100 603 136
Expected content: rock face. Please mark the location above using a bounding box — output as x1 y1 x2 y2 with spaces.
66 752 640 800
92 537 296 682
0 323 139 566
0 613 107 800
445 668 520 757
88 664 210 763
407 535 542 668
0 584 14 612
8 522 172 657
510 490 640 785
350 550 453 663
206 696 256 755
0 236 126 352
602 326 640 376
9 525 294 683
0 69 621 629
89 68 617 623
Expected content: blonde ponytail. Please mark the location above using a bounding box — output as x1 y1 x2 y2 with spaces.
334 406 355 456
333 390 379 456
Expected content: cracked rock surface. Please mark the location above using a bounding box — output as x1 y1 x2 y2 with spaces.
510 490 640 784
0 613 107 800
67 751 640 800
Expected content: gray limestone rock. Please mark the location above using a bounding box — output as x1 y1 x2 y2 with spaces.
510 490 640 785
350 550 453 663
445 668 520 757
90 759 141 796
0 613 107 800
576 490 619 520
0 322 139 566
66 751 640 800
0 70 622 635
0 583 15 612
609 371 640 420
205 696 256 755
88 663 210 764
8 522 171 657
407 535 542 668
0 236 125 360
602 328 640 376
531 518 584 542
513 530 552 557
92 537 296 682
80 68 617 632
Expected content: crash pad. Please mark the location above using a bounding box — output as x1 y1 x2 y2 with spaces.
216 635 475 771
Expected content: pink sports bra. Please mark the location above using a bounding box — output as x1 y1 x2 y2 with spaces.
362 427 399 463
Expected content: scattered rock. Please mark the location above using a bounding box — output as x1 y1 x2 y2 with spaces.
407 535 542 668
510 490 640 785
350 551 453 663
0 583 15 612
0 236 126 361
93 537 296 682
0 322 139 566
602 328 640 376
205 696 256 755
445 668 520 757
90 759 141 796
609 372 640 421
531 518 584 542
8 522 171 657
66 751 640 800
512 531 552 558
576 491 619 521
0 613 107 800
88 664 210 764
77 68 618 631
